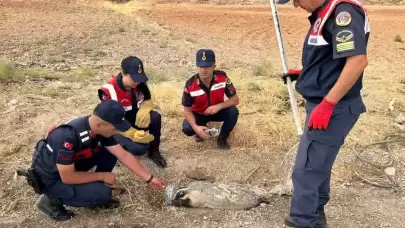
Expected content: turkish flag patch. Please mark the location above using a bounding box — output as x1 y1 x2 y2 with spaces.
63 141 73 150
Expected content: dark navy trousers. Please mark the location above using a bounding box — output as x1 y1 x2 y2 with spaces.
182 106 239 137
44 147 117 207
289 97 366 226
113 111 162 156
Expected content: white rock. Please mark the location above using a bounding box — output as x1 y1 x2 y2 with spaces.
384 167 396 176
395 113 405 124
8 99 18 106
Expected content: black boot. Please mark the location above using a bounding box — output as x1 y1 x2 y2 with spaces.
88 198 120 210
148 141 167 168
315 206 327 228
217 134 230 150
35 194 74 221
284 216 314 228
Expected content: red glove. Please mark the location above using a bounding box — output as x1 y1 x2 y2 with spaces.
282 69 301 84
308 98 336 130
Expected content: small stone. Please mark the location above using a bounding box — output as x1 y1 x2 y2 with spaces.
203 216 208 220
384 167 396 176
395 113 405 124
260 203 267 207
8 99 18 106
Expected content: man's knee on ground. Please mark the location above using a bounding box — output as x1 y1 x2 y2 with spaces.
226 106 239 119
62 182 112 207
150 111 161 125
182 120 195 136
88 183 112 205
126 143 149 156
114 133 149 156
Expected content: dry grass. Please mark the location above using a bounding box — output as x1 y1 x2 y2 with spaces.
103 0 142 14
0 61 98 85
146 65 402 190
394 34 403 43
149 69 303 152
148 65 396 155
0 61 24 83
1 2 405 227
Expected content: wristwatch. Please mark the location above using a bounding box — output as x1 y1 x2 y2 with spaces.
216 104 222 111
146 175 154 184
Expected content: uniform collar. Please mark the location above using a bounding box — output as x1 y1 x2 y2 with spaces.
84 115 94 137
313 0 329 15
308 0 329 22
196 72 217 86
116 73 131 92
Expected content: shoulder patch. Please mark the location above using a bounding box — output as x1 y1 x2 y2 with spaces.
63 141 73 150
336 11 352 27
336 30 355 52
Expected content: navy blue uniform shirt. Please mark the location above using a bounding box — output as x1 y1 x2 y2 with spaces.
295 1 370 103
35 116 118 180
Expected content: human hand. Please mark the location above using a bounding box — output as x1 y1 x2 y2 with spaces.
132 130 154 144
193 125 210 140
282 69 301 84
308 98 336 130
147 177 167 191
122 127 154 144
102 172 117 186
204 104 221 115
135 100 153 128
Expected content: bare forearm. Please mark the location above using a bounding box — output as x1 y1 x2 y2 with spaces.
326 55 368 103
61 171 103 185
184 108 197 128
219 96 239 109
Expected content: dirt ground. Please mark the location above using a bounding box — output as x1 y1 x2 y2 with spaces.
1 0 405 227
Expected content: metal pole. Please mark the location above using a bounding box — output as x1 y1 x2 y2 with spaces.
269 0 303 136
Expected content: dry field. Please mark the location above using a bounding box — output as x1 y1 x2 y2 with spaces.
0 0 405 227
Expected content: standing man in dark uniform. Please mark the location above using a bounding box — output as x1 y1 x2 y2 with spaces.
277 0 370 227
182 49 239 150
98 56 167 168
30 100 166 221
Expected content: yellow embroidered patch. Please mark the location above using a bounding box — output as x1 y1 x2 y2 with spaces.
336 30 355 52
337 41 354 52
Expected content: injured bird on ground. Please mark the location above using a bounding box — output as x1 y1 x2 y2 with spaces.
164 181 275 210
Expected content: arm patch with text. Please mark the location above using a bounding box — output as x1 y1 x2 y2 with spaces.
56 149 75 165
